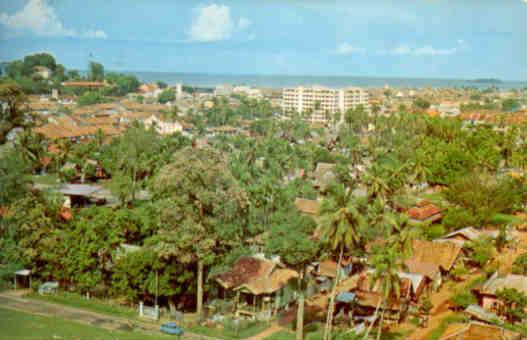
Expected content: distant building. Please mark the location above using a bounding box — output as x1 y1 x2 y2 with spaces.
214 84 233 96
233 86 263 100
62 81 106 88
137 83 162 98
175 83 183 98
143 114 183 135
281 86 369 122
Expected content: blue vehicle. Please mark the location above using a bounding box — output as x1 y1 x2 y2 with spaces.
160 322 184 336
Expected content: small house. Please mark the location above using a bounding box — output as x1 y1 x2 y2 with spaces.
404 240 462 289
473 273 527 318
294 198 320 216
214 256 298 320
312 162 336 191
406 201 442 224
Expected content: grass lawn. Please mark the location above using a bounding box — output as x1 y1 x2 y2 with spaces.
0 307 173 340
27 292 137 320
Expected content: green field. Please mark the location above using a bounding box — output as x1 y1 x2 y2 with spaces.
27 292 137 320
0 307 172 340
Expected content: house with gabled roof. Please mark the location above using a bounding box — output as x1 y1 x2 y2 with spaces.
405 240 463 290
473 272 527 319
214 256 298 320
406 200 442 224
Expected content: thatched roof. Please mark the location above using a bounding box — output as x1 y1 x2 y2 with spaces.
409 240 462 272
235 268 298 295
439 321 520 340
215 256 275 290
294 198 319 215
405 259 440 280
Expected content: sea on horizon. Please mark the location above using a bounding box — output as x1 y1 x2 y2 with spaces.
127 71 527 90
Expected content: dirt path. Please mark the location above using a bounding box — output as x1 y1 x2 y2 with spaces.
0 291 217 340
247 322 283 340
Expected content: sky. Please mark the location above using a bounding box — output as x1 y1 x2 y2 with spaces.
0 0 526 80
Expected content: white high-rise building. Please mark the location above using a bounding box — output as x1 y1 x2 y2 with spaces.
281 86 370 123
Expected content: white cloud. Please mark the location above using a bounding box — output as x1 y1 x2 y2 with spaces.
384 43 459 56
84 30 108 39
335 42 366 55
188 4 254 42
414 46 456 56
188 4 234 42
391 45 412 55
237 17 251 30
0 0 107 39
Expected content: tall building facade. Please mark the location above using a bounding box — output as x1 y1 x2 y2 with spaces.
282 86 370 123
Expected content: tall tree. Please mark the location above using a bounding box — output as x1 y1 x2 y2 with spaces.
0 82 29 144
88 61 104 81
152 146 248 318
318 183 366 340
266 211 320 340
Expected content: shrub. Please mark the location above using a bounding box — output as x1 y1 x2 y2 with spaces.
423 224 446 240
451 290 477 310
464 236 495 267
442 207 478 231
512 253 527 275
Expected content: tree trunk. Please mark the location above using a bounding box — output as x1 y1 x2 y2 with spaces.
296 269 305 340
323 246 343 340
376 304 385 340
168 299 177 315
363 298 382 340
197 259 204 320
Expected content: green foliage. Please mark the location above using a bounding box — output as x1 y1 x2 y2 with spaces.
445 173 523 224
421 223 446 241
496 288 527 323
412 97 431 110
88 61 104 81
157 89 175 104
0 147 31 205
78 91 108 106
451 290 477 310
105 73 140 96
0 81 30 143
512 253 527 275
418 296 433 315
460 101 499 112
502 98 519 112
442 207 479 231
463 237 495 267
100 124 189 204
266 211 319 268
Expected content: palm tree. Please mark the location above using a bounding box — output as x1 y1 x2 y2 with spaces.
364 214 413 340
318 183 366 340
363 244 405 340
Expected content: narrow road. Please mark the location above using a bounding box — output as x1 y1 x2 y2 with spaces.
0 292 218 340
247 322 283 340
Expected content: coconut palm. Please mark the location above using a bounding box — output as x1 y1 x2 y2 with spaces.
318 183 366 340
363 243 405 340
